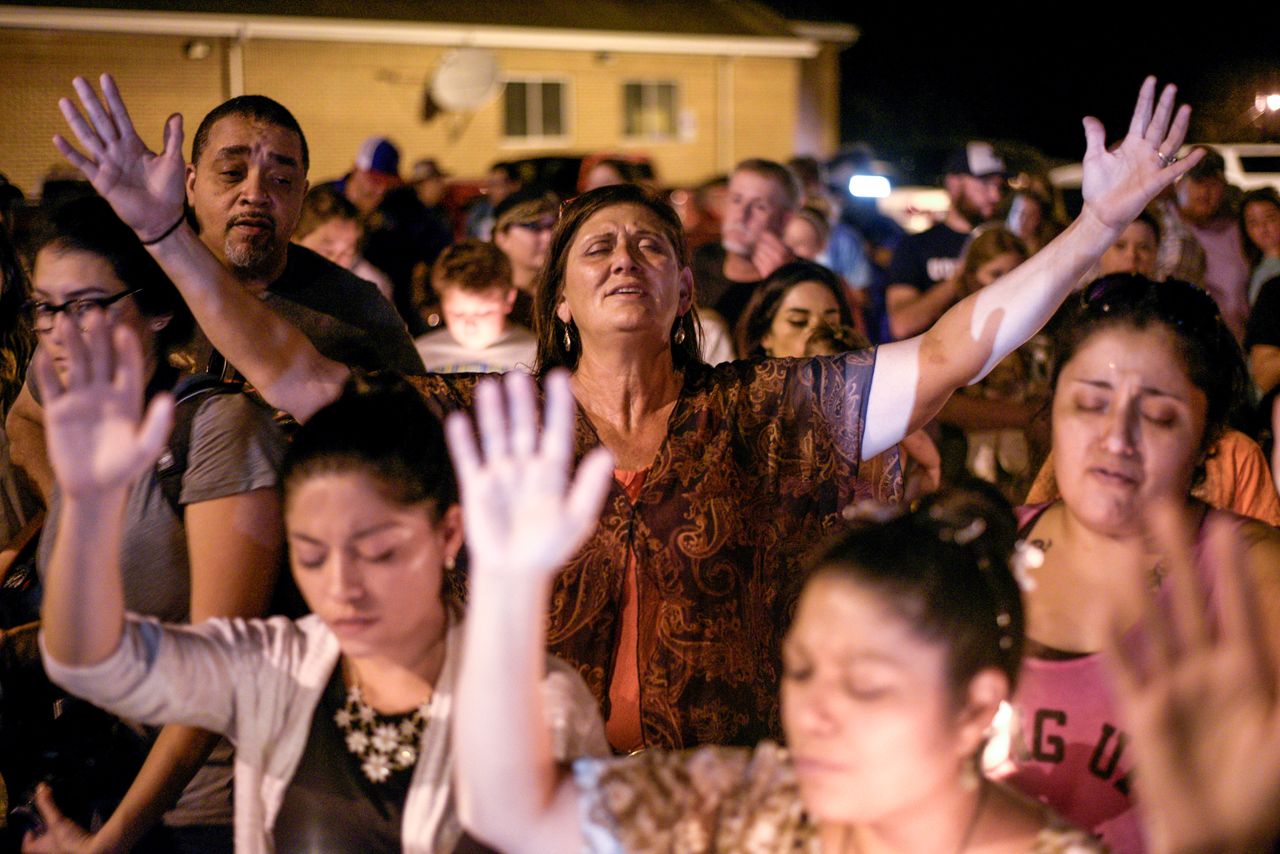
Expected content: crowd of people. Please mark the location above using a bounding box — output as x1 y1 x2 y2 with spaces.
0 72 1277 853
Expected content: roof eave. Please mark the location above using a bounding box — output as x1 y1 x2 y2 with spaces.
0 5 820 57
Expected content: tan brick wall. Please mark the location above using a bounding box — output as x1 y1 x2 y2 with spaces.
729 55 799 167
0 29 226 195
1 27 801 195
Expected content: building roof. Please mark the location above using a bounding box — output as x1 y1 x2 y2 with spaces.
0 0 799 38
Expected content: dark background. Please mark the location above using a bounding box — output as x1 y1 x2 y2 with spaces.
763 2 1280 169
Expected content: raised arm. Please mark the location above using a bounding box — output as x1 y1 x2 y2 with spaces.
53 74 347 422
862 78 1202 458
1109 501 1280 854
449 371 613 854
35 314 173 667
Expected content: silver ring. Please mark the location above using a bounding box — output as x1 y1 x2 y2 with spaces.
1156 150 1176 168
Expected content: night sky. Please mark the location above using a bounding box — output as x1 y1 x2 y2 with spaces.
763 3 1280 173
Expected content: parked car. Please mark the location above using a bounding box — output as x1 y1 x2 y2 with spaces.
1050 143 1280 218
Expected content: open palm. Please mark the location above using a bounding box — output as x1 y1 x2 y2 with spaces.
1110 504 1280 853
1080 77 1203 230
54 74 186 241
32 315 173 499
445 371 613 584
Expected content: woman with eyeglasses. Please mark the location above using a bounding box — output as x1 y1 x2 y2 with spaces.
1001 273 1280 853
19 196 285 854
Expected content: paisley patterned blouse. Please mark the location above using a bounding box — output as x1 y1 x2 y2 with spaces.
574 743 1104 853
409 352 901 749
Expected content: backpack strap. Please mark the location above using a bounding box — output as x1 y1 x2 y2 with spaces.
154 374 244 518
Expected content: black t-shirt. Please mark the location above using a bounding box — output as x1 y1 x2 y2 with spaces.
883 222 968 294
272 664 498 854
1246 274 1280 350
692 242 763 330
273 663 410 854
191 244 427 378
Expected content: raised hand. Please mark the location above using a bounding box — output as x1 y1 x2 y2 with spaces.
54 74 186 242
1080 76 1203 230
445 370 613 583
1108 500 1280 853
31 313 174 500
751 230 795 280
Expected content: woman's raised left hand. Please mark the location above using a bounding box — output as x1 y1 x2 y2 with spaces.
31 313 173 500
1080 76 1203 231
445 370 613 584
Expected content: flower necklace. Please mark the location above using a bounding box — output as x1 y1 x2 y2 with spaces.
333 681 432 784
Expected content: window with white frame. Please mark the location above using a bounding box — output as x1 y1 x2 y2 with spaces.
623 81 678 140
503 78 569 140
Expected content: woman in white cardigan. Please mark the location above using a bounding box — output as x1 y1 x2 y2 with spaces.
31 318 606 854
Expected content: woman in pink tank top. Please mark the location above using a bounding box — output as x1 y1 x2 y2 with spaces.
1005 274 1280 853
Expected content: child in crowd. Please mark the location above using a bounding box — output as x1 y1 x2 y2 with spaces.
292 186 394 304
413 240 537 374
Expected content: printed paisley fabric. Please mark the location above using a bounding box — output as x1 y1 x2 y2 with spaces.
573 743 1105 853
408 352 901 749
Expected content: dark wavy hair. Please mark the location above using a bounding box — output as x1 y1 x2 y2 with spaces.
0 227 33 415
1051 273 1249 472
30 196 194 360
533 183 703 376
736 260 855 358
804 483 1024 705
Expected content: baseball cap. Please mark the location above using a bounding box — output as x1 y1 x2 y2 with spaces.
493 188 559 232
355 137 401 178
410 158 451 183
944 141 1006 179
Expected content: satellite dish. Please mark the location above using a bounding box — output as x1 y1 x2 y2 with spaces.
430 49 502 112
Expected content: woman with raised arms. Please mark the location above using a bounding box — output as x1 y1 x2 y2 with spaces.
51 74 1201 752
32 322 606 853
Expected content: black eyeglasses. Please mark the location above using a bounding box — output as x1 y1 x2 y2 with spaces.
22 287 143 333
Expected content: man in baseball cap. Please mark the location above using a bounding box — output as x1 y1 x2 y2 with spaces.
884 141 1008 339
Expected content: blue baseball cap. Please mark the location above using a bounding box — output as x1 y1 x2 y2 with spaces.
355 136 401 178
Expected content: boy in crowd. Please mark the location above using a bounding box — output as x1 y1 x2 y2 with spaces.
414 240 537 374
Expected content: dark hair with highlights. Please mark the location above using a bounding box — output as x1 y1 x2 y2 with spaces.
736 260 855 358
31 196 194 358
804 483 1025 704
532 183 703 376
1051 273 1249 468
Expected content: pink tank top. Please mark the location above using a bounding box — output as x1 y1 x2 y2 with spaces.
1006 504 1233 854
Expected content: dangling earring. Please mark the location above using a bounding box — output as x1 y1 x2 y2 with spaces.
563 324 572 352
673 316 686 345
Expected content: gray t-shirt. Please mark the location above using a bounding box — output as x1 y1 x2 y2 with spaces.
414 324 537 375
37 389 286 826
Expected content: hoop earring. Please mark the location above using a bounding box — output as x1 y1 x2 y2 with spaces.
563 324 572 352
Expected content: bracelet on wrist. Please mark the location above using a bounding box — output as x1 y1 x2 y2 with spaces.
140 213 186 246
